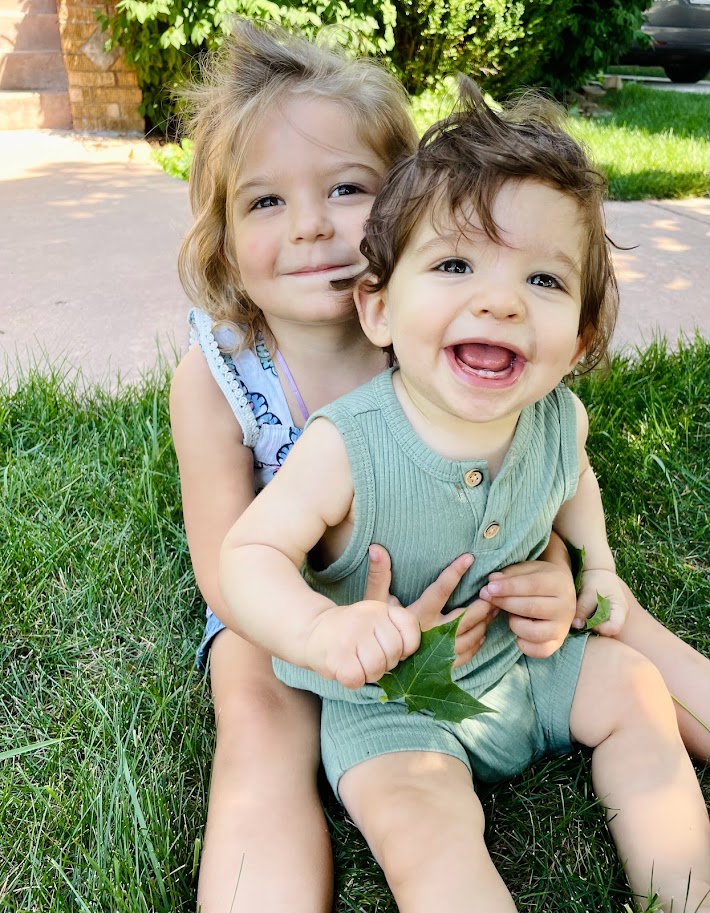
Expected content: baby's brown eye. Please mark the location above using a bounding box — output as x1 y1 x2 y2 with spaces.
438 259 471 274
529 274 559 289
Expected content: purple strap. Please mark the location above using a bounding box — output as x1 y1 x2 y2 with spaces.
276 350 310 423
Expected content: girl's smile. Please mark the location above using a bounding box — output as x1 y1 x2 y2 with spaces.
230 96 387 332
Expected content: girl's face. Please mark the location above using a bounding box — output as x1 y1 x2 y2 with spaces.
231 96 387 333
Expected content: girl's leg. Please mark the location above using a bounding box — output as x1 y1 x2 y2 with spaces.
570 636 710 912
339 751 517 913
197 630 332 913
615 581 710 760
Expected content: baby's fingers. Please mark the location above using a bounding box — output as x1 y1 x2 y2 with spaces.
446 599 495 667
363 544 400 606
388 604 421 659
572 588 606 630
582 601 628 637
508 614 566 658
408 554 474 627
355 631 397 684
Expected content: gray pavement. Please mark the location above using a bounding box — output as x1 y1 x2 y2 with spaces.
1 129 709 388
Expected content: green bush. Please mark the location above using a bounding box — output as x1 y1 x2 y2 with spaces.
100 0 649 132
98 0 395 132
389 0 568 96
388 1 648 98
526 1 649 95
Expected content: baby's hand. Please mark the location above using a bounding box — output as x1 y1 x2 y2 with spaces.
364 546 493 667
572 568 628 636
479 559 577 659
304 601 421 690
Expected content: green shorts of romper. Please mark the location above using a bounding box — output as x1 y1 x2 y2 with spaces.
320 632 588 801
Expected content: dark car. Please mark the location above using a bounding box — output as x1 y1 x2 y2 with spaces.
621 0 710 82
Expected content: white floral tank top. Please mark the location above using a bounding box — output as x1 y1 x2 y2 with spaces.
188 307 302 492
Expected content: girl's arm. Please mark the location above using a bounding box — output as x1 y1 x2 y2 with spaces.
552 393 628 634
170 346 257 623
219 418 421 688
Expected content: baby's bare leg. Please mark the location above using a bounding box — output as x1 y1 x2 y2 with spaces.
571 636 710 912
339 751 517 913
198 631 332 913
615 581 710 760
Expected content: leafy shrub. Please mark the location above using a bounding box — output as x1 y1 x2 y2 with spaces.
100 0 648 132
388 1 648 98
98 0 396 132
526 1 649 95
389 0 569 96
151 136 194 178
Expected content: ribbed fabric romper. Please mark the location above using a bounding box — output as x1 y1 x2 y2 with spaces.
274 368 579 706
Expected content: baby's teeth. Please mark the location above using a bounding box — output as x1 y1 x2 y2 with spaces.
474 369 500 378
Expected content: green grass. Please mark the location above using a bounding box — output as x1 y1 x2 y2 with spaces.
567 83 710 200
606 65 667 79
153 82 709 201
2 339 709 910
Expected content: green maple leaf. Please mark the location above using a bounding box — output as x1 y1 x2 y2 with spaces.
565 541 586 595
585 592 612 629
377 616 495 724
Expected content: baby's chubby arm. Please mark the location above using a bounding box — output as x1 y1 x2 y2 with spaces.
552 393 628 635
219 418 421 689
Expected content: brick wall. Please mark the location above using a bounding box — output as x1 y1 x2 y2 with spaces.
57 0 144 133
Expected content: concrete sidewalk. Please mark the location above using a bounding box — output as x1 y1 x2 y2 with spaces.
1 130 709 388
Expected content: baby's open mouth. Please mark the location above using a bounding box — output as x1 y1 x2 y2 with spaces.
453 343 522 379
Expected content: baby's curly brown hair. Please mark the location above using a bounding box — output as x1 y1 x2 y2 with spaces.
359 78 618 373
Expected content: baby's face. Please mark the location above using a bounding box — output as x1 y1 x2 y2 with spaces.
372 179 587 430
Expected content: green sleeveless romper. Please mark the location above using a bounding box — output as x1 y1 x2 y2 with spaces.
274 369 588 798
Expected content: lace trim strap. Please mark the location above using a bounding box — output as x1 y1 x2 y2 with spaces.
188 308 259 449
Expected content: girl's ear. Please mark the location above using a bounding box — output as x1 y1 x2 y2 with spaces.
354 281 392 348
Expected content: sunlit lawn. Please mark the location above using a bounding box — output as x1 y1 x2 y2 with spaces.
2 336 709 910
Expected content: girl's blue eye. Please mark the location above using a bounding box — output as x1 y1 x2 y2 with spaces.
437 258 471 274
529 273 560 289
252 195 283 210
331 183 363 198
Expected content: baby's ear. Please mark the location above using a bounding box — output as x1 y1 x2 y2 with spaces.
568 335 587 372
355 279 392 348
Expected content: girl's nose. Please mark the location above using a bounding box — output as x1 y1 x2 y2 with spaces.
289 200 334 243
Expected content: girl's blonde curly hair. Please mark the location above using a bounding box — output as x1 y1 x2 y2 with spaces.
177 18 417 353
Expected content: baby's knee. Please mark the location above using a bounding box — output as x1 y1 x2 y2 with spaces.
591 638 677 726
343 755 483 878
615 644 674 715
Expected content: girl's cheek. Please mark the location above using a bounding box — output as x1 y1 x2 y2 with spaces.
236 235 274 268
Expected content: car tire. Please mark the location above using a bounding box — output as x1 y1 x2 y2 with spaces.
663 61 710 83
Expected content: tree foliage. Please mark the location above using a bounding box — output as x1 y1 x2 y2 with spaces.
525 1 650 96
98 0 648 133
98 0 396 131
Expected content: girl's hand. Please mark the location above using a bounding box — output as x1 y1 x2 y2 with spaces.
572 568 629 636
364 546 494 668
479 559 577 659
304 600 421 690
